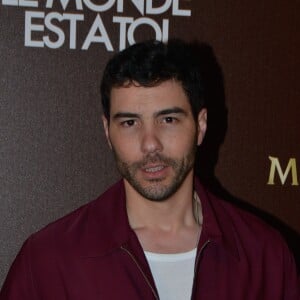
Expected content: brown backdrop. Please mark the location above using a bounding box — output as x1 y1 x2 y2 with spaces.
1 1 299 287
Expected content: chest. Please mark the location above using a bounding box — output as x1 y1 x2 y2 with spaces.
32 245 283 300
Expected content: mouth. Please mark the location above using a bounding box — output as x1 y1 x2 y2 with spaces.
144 165 165 173
141 164 169 179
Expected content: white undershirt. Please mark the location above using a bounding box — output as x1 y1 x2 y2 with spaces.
144 248 197 300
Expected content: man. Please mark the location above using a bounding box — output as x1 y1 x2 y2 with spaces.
0 40 299 299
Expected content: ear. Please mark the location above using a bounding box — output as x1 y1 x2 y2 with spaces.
102 115 112 149
197 108 207 146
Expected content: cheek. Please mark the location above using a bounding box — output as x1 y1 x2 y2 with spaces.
164 128 197 153
110 136 139 161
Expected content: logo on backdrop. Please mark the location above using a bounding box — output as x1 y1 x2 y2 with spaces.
2 0 191 51
267 156 299 186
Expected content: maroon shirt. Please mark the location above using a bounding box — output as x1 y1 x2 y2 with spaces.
1 179 299 299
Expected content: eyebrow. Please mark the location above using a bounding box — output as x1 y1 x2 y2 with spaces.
112 112 140 120
154 107 187 117
112 107 187 120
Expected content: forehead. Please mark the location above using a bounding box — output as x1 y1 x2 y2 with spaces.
110 80 191 115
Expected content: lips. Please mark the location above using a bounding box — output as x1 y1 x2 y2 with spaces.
141 163 169 180
144 165 165 173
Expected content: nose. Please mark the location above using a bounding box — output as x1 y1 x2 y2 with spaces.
140 126 163 154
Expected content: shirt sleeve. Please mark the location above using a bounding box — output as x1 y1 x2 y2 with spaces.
0 238 38 300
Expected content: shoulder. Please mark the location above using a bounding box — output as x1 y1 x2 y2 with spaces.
204 187 298 272
214 194 299 296
210 189 287 249
24 180 125 257
0 181 128 297
194 179 295 263
196 181 299 298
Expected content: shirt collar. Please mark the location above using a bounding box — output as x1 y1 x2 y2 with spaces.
194 178 240 260
79 178 240 260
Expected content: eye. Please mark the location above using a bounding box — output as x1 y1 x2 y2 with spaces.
163 116 177 123
121 119 136 127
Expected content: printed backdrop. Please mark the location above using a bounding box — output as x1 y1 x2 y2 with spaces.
1 1 299 286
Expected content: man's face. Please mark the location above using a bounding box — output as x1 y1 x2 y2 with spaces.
103 80 207 201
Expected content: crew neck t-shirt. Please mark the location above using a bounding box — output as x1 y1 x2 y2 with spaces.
144 248 197 300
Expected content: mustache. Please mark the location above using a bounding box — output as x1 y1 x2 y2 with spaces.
133 154 177 169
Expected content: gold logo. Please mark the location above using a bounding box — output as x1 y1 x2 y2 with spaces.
267 156 299 186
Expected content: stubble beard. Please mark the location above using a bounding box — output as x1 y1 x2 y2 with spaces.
111 140 198 202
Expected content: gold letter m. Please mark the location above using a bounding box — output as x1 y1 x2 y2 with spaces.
267 156 298 186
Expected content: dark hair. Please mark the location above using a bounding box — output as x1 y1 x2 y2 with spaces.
100 39 205 120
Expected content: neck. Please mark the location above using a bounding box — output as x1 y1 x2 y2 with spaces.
124 173 203 253
125 172 197 232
